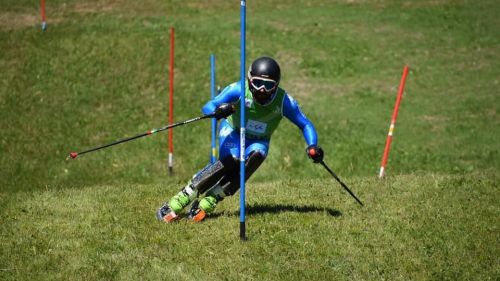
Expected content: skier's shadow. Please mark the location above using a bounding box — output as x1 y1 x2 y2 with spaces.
213 203 342 218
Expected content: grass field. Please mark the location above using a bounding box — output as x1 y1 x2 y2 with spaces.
1 0 499 280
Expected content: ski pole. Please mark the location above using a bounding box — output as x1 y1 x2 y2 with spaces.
319 160 364 207
67 113 215 160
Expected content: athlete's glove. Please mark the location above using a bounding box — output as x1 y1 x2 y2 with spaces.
306 145 324 163
213 103 235 120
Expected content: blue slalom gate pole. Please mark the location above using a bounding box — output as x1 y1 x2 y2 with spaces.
210 54 217 164
239 0 247 241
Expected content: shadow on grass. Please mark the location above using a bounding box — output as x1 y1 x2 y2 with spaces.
211 203 342 218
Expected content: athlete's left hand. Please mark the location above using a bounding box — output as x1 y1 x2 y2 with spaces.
306 145 324 163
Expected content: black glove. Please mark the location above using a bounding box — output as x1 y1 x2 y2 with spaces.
213 103 235 120
306 145 324 163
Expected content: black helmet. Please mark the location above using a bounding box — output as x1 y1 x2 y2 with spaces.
247 57 281 105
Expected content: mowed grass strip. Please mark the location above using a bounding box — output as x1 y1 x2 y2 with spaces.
0 173 497 280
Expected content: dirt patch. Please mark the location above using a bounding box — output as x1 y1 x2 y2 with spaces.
275 51 389 99
401 0 458 9
73 1 117 14
0 1 124 31
0 1 117 31
186 2 233 10
421 115 450 123
285 80 351 100
0 11 38 31
273 50 330 98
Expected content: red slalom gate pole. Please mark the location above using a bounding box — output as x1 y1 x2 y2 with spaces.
168 27 175 174
41 0 47 31
379 65 409 178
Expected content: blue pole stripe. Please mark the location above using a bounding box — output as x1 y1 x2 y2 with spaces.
239 0 246 239
210 54 216 164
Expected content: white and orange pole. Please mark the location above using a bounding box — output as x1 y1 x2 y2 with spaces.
168 27 175 174
379 65 409 178
41 0 47 31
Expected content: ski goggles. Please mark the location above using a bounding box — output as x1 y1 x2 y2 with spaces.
249 76 277 92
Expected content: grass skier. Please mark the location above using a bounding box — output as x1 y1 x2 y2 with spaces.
157 56 324 222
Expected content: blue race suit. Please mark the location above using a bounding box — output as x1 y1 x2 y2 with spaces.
202 81 318 161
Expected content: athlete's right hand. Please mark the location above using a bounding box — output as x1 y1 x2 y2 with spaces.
213 103 235 120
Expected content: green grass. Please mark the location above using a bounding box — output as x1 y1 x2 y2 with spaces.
1 0 499 280
1 173 498 280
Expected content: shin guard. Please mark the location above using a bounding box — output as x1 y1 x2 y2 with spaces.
190 156 239 194
220 150 266 196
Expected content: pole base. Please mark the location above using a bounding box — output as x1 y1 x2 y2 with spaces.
378 167 385 178
240 221 246 241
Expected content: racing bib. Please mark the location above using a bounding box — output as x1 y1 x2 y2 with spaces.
246 119 267 134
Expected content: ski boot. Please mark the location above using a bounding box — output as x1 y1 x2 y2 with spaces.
157 185 197 223
188 185 225 222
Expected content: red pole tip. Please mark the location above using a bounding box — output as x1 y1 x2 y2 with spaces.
69 152 78 159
